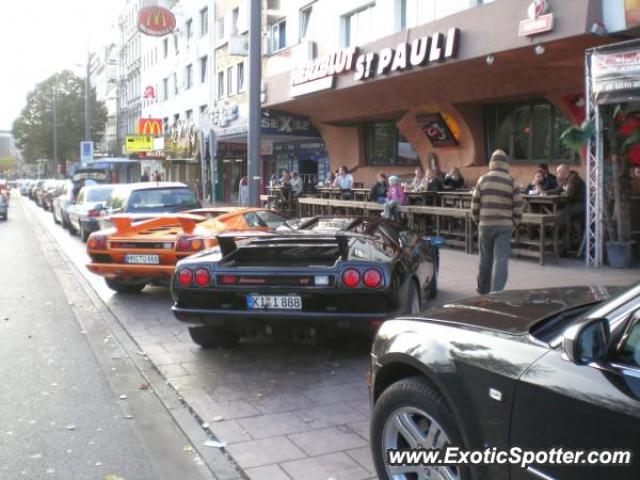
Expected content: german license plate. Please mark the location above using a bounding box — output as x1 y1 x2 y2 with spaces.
247 295 302 310
125 254 160 265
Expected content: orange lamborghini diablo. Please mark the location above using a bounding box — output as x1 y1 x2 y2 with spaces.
86 207 288 293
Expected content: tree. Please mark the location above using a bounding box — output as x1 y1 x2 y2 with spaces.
0 156 17 174
11 70 107 174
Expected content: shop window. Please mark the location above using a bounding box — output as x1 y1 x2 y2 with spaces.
271 19 287 52
363 121 419 166
484 99 575 164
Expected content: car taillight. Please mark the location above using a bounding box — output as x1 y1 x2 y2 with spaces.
363 269 382 288
87 234 107 250
194 268 210 287
177 268 193 287
176 236 205 252
220 275 237 285
341 269 360 288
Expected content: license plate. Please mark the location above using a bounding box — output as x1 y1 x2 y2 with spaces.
125 254 160 265
247 295 302 310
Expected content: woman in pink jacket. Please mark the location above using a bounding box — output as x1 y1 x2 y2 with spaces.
382 176 405 220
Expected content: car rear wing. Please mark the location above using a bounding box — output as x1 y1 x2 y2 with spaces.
110 213 206 236
215 230 362 259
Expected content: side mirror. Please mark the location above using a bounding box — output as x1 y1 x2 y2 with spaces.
563 318 610 365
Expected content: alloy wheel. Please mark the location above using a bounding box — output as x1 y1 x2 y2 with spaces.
382 406 460 480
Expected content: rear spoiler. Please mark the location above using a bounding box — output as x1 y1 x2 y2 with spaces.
216 230 365 259
110 213 205 235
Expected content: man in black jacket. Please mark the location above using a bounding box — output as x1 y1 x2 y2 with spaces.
369 173 388 202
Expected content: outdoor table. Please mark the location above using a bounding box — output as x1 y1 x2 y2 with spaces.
351 187 370 202
523 194 568 215
438 190 472 209
405 191 437 206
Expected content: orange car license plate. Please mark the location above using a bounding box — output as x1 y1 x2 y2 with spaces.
124 254 160 265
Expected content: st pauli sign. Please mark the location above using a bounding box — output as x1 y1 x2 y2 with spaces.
591 46 640 105
137 118 163 136
137 6 176 37
290 28 460 97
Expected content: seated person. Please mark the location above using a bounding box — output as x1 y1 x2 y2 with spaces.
290 172 303 196
548 164 586 218
525 169 546 195
369 173 388 203
407 166 426 192
383 176 406 220
279 170 291 186
538 163 558 191
324 171 336 187
443 167 465 189
333 166 353 190
425 169 444 192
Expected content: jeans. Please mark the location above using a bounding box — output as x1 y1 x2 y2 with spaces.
477 225 512 294
383 200 399 220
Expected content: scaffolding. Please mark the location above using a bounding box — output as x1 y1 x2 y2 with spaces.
584 38 640 267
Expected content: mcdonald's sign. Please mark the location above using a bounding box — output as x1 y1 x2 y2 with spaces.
137 6 176 36
137 118 163 136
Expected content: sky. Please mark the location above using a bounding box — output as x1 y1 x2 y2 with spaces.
0 0 125 131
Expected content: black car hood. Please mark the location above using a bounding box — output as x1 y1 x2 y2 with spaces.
421 286 619 336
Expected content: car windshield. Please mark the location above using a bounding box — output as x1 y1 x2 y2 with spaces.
127 187 199 212
85 186 114 203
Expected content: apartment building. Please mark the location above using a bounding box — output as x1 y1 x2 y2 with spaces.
89 44 119 156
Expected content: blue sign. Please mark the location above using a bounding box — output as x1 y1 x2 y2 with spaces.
80 141 94 162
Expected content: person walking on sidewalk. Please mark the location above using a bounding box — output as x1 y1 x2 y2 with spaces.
471 150 523 294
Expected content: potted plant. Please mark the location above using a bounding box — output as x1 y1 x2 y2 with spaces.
560 104 636 267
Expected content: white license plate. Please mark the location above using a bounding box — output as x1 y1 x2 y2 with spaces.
247 295 302 310
125 254 160 265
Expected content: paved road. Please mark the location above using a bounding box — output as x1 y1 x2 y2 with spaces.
0 194 236 480
12 192 640 480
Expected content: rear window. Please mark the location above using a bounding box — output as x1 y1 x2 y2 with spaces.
243 211 288 228
126 187 199 212
85 186 114 202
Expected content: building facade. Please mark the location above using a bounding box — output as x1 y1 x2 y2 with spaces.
261 0 628 188
90 44 119 156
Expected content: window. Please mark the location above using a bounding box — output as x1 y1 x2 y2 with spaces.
217 71 225 99
185 64 193 89
199 104 208 116
343 4 374 48
232 7 240 36
271 19 286 52
216 17 225 41
300 4 313 40
172 72 178 95
186 18 193 39
174 34 179 54
617 316 640 368
173 113 180 126
227 66 235 96
237 62 245 92
162 77 169 100
363 121 419 166
200 7 209 35
484 99 575 164
200 56 208 83
186 109 193 121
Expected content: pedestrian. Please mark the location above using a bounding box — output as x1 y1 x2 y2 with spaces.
471 150 523 294
382 175 406 221
140 170 150 182
239 176 248 206
290 172 303 197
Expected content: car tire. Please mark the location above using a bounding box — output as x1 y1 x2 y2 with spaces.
61 215 70 230
188 327 240 348
428 272 438 300
53 211 60 225
105 278 146 294
405 283 421 315
80 226 90 242
371 375 470 480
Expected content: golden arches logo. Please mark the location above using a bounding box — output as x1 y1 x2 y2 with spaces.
137 118 163 136
137 6 176 36
147 11 168 29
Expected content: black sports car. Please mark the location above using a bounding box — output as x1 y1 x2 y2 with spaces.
171 216 442 347
369 284 640 480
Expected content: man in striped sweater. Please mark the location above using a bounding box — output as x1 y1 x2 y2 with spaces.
471 150 523 294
